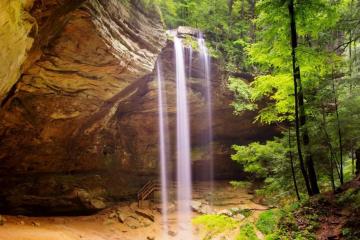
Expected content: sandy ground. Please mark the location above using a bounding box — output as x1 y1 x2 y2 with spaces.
0 182 268 240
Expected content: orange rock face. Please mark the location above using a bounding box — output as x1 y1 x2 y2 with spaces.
0 2 277 214
0 0 166 214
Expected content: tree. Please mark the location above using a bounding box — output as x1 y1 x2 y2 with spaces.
356 149 360 175
288 0 319 195
288 127 301 200
229 0 357 197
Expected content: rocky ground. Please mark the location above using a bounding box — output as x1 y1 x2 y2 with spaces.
0 181 268 240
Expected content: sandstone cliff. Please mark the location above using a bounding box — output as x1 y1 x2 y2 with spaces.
0 0 166 214
0 1 276 214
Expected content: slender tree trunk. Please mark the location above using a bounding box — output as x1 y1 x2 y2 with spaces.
356 148 360 175
241 0 245 18
332 71 344 184
289 0 312 196
239 0 246 39
249 0 256 42
289 0 318 195
349 0 354 91
289 128 301 200
321 108 336 192
351 140 355 176
291 51 312 196
349 30 352 77
333 155 342 181
307 156 320 194
330 152 336 192
227 0 234 15
354 38 357 68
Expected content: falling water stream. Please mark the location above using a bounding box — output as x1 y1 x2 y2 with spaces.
156 60 169 239
197 32 214 195
174 36 193 237
188 46 193 78
158 31 213 238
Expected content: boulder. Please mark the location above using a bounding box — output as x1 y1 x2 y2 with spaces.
216 207 246 221
135 209 155 222
191 200 214 214
154 202 176 214
191 200 203 212
124 216 141 229
124 215 152 229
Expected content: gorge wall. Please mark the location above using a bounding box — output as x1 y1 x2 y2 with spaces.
0 0 276 214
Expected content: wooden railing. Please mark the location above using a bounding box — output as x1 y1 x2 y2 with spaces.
137 180 160 208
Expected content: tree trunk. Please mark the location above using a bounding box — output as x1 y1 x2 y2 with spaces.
241 0 245 18
289 0 320 195
289 128 301 200
288 0 313 196
307 156 320 194
227 0 234 15
249 0 256 42
351 140 355 176
332 71 344 184
321 108 336 192
356 148 360 175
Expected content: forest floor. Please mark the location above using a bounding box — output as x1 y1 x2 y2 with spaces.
2 178 358 240
313 175 360 240
0 181 268 240
273 175 360 240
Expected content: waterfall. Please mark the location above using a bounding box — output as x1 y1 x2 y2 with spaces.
157 31 213 238
188 46 193 78
174 36 192 236
197 32 214 186
157 60 169 238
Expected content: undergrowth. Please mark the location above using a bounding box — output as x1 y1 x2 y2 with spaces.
236 223 258 240
193 214 238 239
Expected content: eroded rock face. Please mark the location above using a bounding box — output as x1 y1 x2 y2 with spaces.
0 3 276 214
0 0 166 214
0 0 35 102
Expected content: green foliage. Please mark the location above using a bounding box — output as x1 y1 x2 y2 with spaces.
228 77 257 115
157 0 256 71
251 74 295 123
231 135 311 204
239 209 253 218
256 209 281 235
244 0 343 124
192 214 238 236
342 228 351 238
230 180 252 189
336 188 360 240
336 188 360 209
261 204 318 240
232 139 287 178
152 1 360 239
228 0 360 204
236 223 259 240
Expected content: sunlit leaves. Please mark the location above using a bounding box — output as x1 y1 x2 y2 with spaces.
242 0 344 124
228 77 257 114
231 139 289 178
